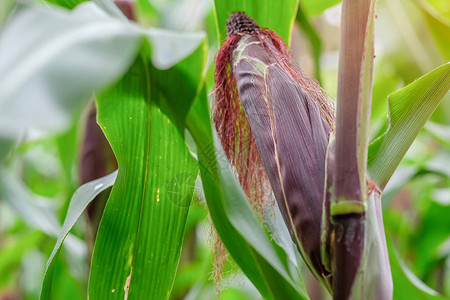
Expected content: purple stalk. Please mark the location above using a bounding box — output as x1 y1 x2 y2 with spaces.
331 0 392 299
332 0 372 295
79 102 117 235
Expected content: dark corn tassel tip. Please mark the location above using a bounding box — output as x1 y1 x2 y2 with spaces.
226 12 260 36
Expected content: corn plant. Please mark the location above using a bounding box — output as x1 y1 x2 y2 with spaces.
0 0 448 299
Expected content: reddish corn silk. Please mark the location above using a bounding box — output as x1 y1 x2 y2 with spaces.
214 12 335 283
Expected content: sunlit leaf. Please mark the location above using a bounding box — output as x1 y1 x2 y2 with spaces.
368 62 450 189
88 47 203 299
302 0 341 16
414 0 450 61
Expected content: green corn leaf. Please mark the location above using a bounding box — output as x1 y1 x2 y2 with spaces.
185 89 309 300
368 62 450 190
214 0 299 45
43 0 87 9
88 40 205 298
40 171 117 299
302 0 341 16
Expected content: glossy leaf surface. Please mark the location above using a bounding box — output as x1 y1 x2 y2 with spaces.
40 171 117 299
88 48 202 299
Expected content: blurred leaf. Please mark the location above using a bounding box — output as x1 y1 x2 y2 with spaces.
88 45 203 298
40 170 117 299
302 0 341 16
382 165 418 205
424 121 450 148
140 28 206 71
415 197 450 276
371 64 402 124
425 151 450 178
0 2 141 139
0 170 71 239
220 286 259 300
296 3 323 82
0 169 87 291
0 139 13 160
56 117 80 191
43 0 87 9
0 0 15 29
419 0 450 19
368 62 450 190
91 0 131 21
387 236 445 300
214 0 299 45
0 0 205 143
415 0 450 61
136 0 158 26
185 89 309 299
0 230 44 287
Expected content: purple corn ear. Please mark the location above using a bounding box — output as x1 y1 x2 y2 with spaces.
214 12 335 286
80 102 117 246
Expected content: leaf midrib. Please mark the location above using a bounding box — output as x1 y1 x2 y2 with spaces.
127 54 152 298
